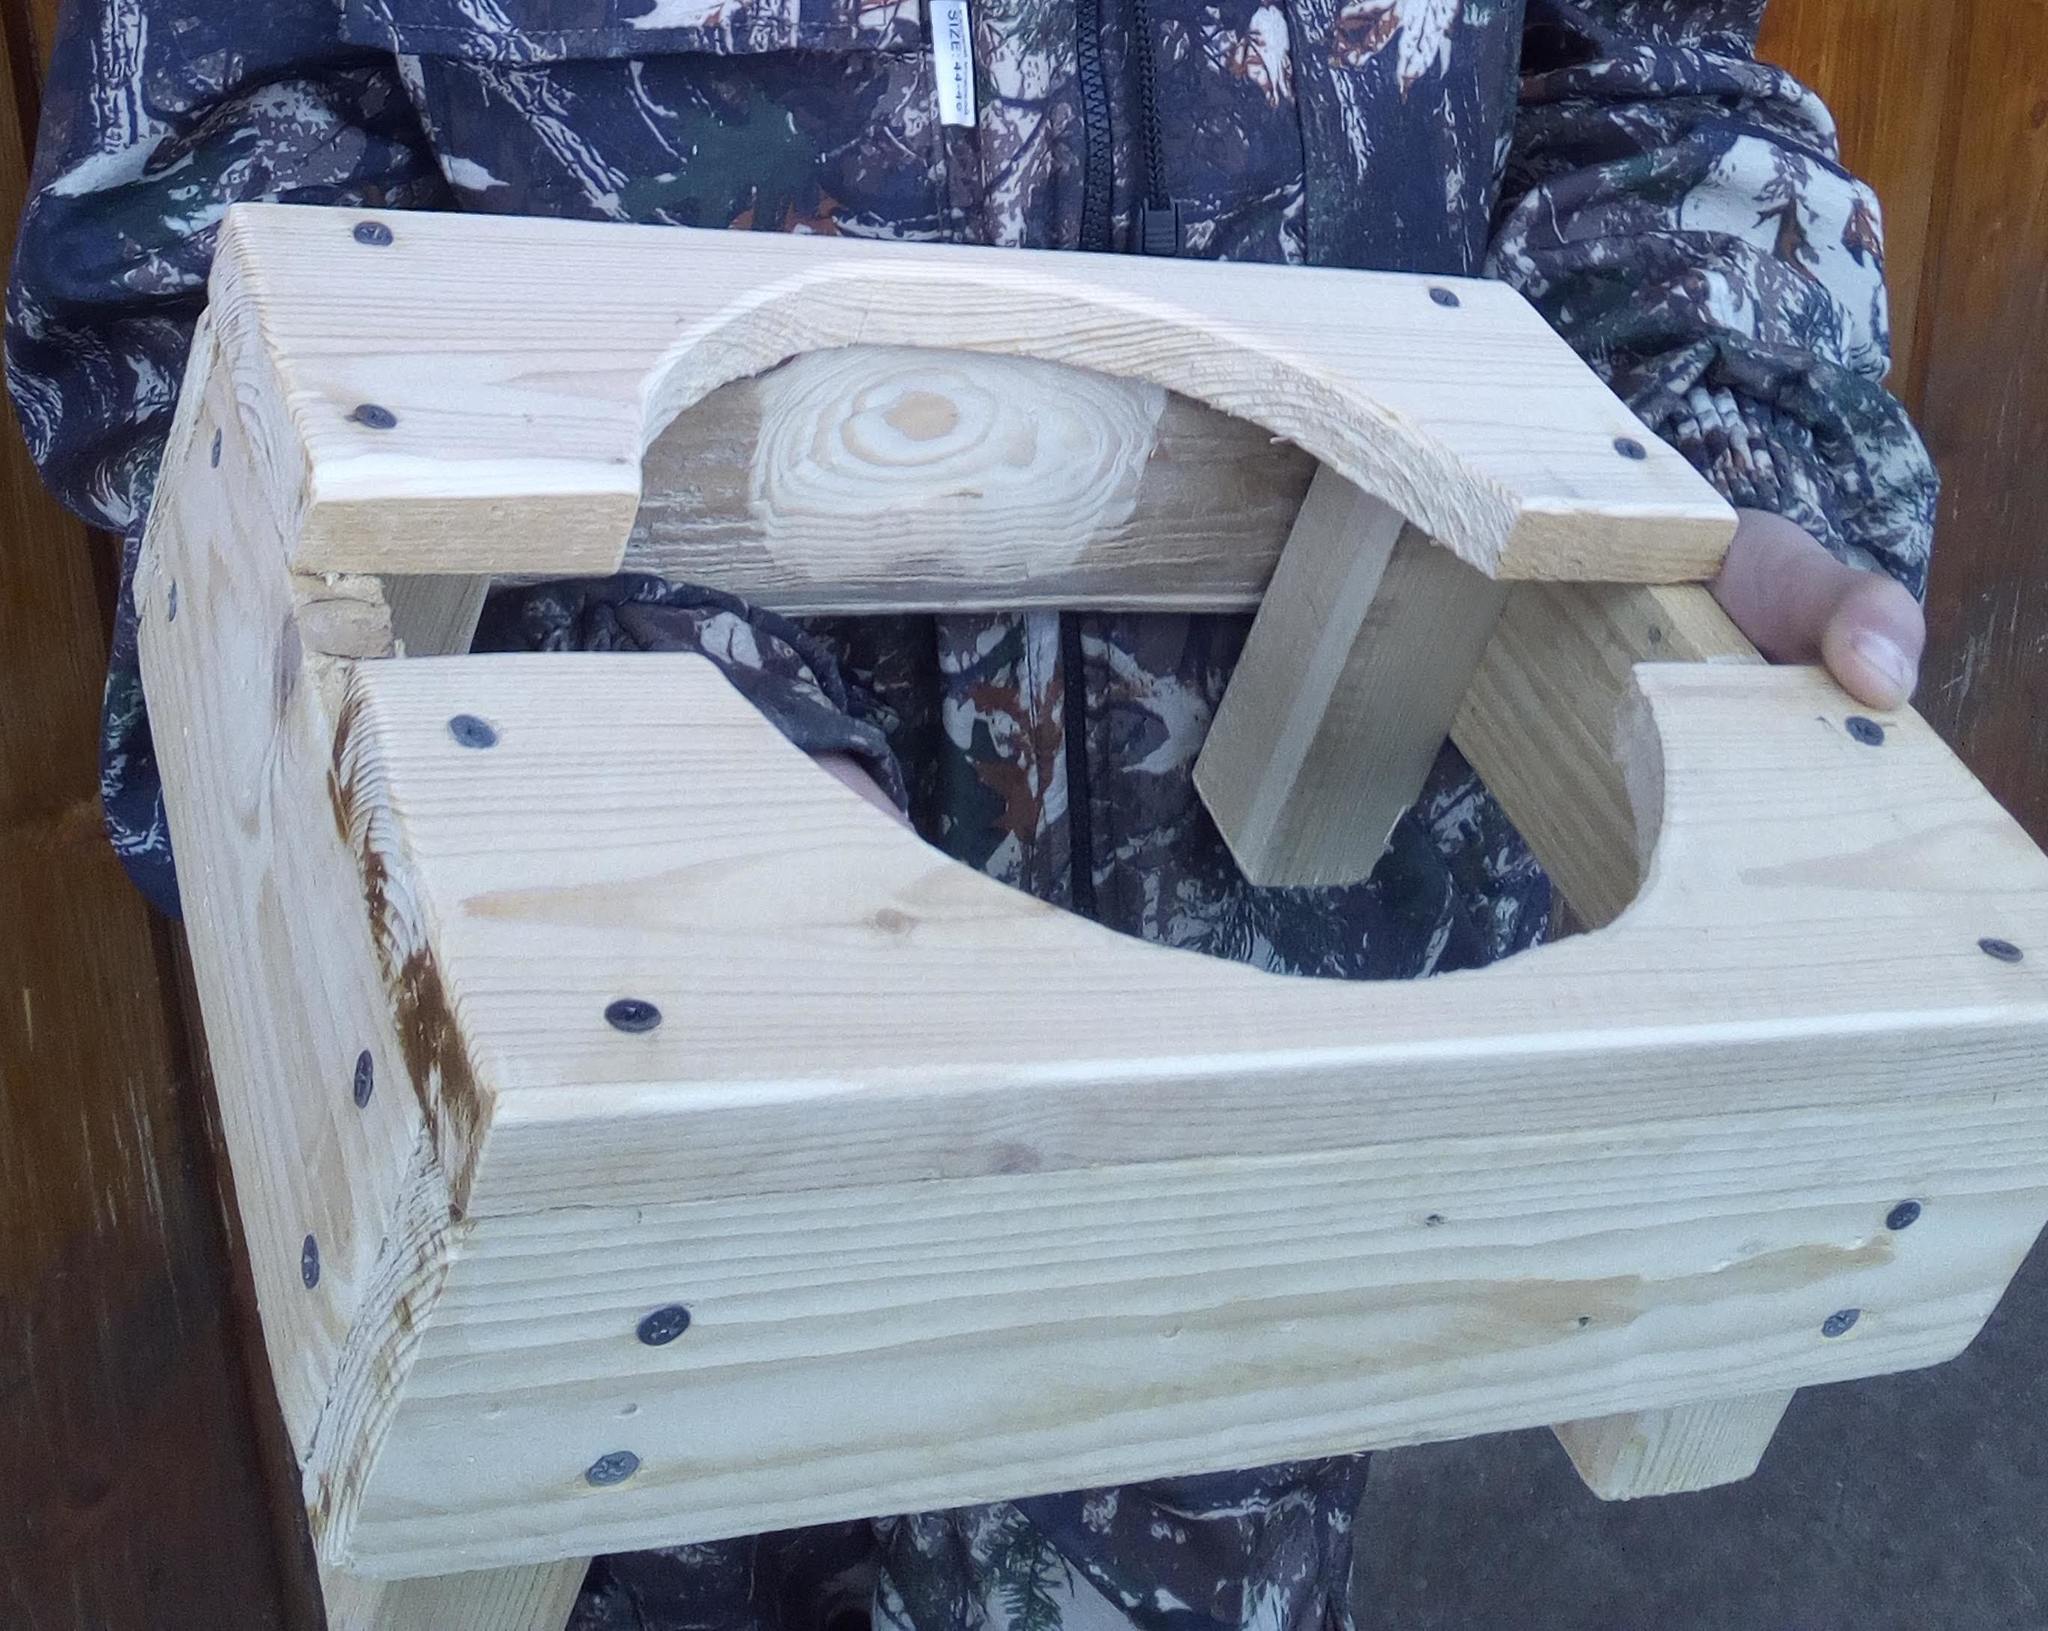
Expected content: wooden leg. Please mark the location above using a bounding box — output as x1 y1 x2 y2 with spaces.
381 572 492 659
1552 1390 1796 1500
322 1558 590 1631
1195 467 1508 887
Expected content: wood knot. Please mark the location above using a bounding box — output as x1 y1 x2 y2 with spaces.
883 389 960 442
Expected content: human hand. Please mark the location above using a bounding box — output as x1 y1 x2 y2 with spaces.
1711 508 1925 711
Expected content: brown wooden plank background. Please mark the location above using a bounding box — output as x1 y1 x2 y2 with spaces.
1 3 2042 1626
0 10 318 1630
1759 0 2047 842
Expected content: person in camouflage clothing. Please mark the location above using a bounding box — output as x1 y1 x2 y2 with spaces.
7 1 1937 1627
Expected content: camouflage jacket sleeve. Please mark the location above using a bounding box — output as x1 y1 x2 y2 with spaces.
5 0 454 536
1488 0 1939 595
3 2 904 916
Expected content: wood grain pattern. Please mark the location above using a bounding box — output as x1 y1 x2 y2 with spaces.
1195 470 1507 885
626 346 1317 611
1453 583 1761 928
383 574 491 660
351 1127 2040 1573
334 654 2048 1215
1554 1391 1796 1500
280 646 2048 1571
138 314 445 1477
323 1559 585 1631
136 307 589 1630
209 203 1733 586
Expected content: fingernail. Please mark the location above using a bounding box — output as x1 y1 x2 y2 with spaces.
1852 631 1917 705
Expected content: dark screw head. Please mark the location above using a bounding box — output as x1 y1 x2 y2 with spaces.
301 1234 321 1289
637 1304 692 1346
585 1450 640 1487
1980 937 2025 964
1821 1308 1861 1338
1886 1200 1922 1231
448 713 498 749
606 998 663 1034
353 220 394 246
352 1049 375 1109
1846 715 1886 747
1613 436 1648 461
1429 286 1460 308
166 582 179 623
210 428 223 468
350 403 398 430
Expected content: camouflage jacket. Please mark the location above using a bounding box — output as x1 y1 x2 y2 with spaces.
6 2 1935 1628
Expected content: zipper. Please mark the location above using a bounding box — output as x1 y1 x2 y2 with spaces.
1072 0 1115 252
1063 0 1111 918
1125 0 1183 255
1062 0 1181 919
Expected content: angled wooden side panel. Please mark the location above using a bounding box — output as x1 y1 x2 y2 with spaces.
135 313 442 1464
135 311 578 1624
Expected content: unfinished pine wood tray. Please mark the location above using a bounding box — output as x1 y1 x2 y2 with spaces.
140 204 2048 1630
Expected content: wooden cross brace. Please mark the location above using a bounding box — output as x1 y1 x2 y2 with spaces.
139 205 2048 1629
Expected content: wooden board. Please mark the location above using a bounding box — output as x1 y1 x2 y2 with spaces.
285 645 2048 1574
322 1559 585 1631
624 345 1317 611
1454 582 1762 928
206 203 1733 588
1554 1391 1796 1500
131 305 508 1604
1195 470 1509 886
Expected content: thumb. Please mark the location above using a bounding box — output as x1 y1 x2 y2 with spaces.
1712 508 1925 711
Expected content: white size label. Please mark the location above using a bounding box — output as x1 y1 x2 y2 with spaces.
930 0 976 127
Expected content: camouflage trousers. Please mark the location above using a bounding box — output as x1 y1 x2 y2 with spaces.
569 1459 1372 1631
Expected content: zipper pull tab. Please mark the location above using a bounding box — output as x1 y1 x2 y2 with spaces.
1138 199 1182 256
